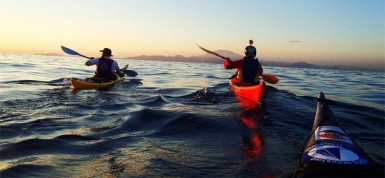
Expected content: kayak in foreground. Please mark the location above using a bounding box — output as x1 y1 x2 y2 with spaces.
71 74 123 89
293 92 384 177
229 80 265 103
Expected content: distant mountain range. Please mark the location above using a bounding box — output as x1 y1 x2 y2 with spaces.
125 50 383 72
34 53 63 56
260 61 383 72
35 50 381 72
124 50 243 64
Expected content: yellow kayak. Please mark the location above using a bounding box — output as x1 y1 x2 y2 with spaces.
71 74 123 89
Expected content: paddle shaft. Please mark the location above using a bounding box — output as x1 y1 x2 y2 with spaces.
78 54 92 60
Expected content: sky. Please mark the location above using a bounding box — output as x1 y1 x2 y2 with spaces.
0 0 383 69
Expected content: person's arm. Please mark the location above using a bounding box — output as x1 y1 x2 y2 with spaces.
85 57 96 66
258 63 263 76
115 66 121 74
112 61 125 77
224 58 243 69
113 61 120 73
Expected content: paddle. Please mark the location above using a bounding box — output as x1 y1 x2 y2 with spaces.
61 46 92 59
61 46 138 77
196 44 279 84
196 44 226 59
122 68 138 77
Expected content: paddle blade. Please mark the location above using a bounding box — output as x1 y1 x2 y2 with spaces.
61 46 80 55
262 74 279 84
196 44 226 59
122 70 138 77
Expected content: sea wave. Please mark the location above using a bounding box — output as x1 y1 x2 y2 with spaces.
0 54 383 177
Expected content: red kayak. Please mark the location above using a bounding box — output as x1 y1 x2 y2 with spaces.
229 80 265 103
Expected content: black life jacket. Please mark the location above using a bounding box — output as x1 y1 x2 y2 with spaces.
238 56 260 82
95 57 115 80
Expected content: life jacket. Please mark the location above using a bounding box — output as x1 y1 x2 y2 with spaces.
237 56 260 83
95 57 115 80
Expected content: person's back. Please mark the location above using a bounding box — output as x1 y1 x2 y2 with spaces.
85 48 121 80
95 56 115 80
240 55 260 82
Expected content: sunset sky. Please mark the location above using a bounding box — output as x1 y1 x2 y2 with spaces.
0 0 383 69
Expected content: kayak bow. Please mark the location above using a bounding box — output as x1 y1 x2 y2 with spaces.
293 92 384 177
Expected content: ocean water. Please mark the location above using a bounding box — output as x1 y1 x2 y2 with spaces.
0 54 384 177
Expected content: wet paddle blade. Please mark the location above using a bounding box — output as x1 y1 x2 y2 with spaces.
262 74 279 84
122 70 138 77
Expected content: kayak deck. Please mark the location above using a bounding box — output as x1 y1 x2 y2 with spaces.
229 80 265 103
71 74 123 89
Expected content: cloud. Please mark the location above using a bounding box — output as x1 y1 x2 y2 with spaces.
289 40 301 43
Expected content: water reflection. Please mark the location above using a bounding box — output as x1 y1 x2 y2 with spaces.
238 97 264 162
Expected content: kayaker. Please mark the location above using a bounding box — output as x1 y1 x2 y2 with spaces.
85 48 124 80
224 40 263 84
